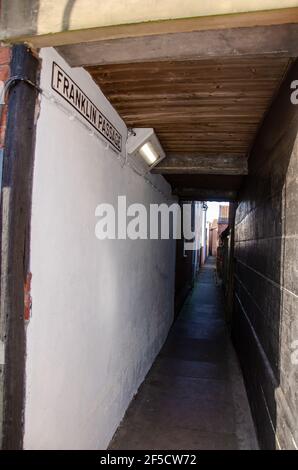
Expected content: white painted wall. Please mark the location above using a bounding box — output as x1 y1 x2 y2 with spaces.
24 48 176 449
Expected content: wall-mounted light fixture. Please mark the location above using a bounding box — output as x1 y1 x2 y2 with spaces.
126 128 166 173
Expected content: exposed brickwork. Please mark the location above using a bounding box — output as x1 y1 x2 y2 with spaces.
0 47 11 66
0 46 11 148
233 60 298 449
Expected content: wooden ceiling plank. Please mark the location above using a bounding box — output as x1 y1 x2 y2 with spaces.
87 56 289 161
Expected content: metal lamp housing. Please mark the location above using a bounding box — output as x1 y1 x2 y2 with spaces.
126 128 166 173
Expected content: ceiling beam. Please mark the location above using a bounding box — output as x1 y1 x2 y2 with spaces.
152 154 248 175
1 4 298 47
57 23 298 67
173 188 238 201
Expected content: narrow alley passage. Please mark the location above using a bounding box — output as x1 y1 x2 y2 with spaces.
2 4 298 453
110 257 258 450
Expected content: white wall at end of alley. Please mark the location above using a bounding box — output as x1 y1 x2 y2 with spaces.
23 47 176 450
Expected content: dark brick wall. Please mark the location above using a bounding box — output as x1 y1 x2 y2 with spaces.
233 59 298 449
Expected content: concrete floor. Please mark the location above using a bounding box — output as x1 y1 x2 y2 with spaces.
109 257 258 450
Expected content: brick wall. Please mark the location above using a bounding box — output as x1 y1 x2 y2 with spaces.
0 46 11 149
233 59 298 449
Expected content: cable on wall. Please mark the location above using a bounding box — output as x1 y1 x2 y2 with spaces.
0 75 42 131
0 75 42 104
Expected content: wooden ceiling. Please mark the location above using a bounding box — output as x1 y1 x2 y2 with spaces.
86 56 290 200
87 57 289 156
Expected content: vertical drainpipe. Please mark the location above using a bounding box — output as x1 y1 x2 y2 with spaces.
0 57 9 451
0 45 39 450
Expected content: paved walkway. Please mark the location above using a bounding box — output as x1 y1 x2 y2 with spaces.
109 257 258 450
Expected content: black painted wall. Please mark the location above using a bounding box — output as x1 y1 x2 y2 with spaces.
232 59 298 449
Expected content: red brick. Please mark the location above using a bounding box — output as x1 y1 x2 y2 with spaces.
0 45 11 149
0 105 8 148
0 46 11 66
0 64 10 81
